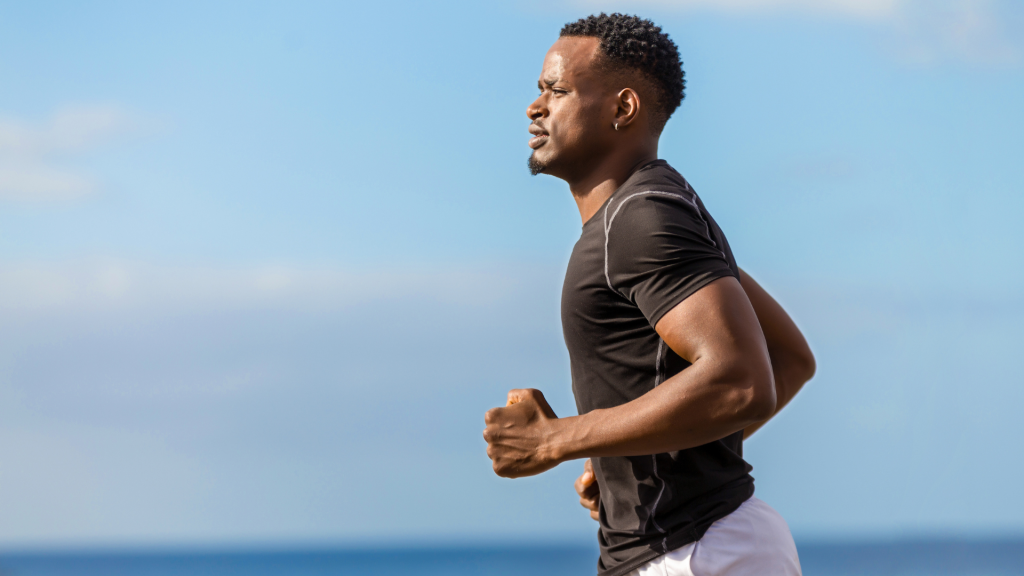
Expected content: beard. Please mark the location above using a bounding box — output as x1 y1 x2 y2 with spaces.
527 152 547 176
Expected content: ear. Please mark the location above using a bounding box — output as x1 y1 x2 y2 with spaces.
613 88 641 130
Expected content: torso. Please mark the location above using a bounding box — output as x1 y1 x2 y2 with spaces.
561 160 755 576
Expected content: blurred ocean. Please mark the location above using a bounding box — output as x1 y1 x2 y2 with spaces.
2 539 1023 576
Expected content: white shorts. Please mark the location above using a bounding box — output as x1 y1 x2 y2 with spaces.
629 497 802 576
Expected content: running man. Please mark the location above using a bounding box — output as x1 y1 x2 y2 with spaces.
482 13 816 576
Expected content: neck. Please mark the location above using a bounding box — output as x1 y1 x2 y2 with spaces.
567 145 658 225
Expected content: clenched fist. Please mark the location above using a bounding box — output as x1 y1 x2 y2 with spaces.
483 388 562 478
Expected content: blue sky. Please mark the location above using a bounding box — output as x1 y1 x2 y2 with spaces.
1 0 1023 548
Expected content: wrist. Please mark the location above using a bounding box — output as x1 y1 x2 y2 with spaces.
544 413 588 464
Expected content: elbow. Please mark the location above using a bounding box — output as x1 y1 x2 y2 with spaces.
743 381 777 423
792 346 816 385
735 369 776 423
775 344 816 389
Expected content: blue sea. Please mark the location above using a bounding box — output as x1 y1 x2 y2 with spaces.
1 539 1022 575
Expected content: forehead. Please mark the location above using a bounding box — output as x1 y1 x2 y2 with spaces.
540 36 602 82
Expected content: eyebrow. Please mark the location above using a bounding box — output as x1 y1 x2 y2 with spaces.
538 78 558 90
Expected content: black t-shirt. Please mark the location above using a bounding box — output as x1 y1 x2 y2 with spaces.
561 160 754 576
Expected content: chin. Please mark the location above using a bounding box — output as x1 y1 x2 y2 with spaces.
528 152 548 176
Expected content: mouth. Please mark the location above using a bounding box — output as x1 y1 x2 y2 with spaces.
528 125 549 150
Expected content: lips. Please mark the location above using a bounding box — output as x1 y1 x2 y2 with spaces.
528 124 549 149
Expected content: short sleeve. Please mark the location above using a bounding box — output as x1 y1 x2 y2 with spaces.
605 192 736 327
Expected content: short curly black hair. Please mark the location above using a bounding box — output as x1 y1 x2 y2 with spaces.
560 13 685 132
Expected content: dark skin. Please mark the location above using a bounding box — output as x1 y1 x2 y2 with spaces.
484 37 815 516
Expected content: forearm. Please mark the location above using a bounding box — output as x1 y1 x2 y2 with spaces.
737 269 815 438
549 360 774 462
743 350 810 438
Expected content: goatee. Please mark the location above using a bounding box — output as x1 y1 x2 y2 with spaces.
527 153 546 176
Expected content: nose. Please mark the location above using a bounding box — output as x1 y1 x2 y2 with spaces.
526 95 546 121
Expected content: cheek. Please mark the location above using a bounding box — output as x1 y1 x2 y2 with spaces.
560 103 607 150
550 101 591 144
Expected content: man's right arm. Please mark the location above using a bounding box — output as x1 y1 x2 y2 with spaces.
574 269 815 519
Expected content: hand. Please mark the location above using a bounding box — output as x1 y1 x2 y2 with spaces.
483 388 561 478
574 459 600 521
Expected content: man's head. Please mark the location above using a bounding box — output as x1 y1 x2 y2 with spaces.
527 14 685 180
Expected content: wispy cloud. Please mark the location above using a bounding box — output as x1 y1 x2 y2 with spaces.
0 105 138 202
886 0 1021 66
604 0 901 20
573 0 1021 66
0 260 530 315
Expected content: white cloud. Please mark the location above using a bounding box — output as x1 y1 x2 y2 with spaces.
0 260 529 315
0 105 136 202
573 0 1021 66
609 0 901 20
887 0 1021 66
0 163 96 201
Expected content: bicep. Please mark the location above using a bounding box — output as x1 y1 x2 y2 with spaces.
653 276 771 374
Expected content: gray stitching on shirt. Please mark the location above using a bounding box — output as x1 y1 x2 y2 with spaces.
649 338 668 536
649 455 667 535
603 190 726 297
603 200 613 292
679 190 723 257
603 191 690 296
654 339 665 387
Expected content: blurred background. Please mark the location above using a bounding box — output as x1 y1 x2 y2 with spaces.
1 0 1022 574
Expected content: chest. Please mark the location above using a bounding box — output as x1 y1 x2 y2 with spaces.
560 226 653 355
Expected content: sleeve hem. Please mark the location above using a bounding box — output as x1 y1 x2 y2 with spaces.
646 269 739 329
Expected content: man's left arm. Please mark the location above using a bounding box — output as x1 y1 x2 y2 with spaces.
737 268 816 438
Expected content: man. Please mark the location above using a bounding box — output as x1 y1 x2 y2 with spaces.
483 13 815 576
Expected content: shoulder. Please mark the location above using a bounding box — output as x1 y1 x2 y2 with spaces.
602 161 724 254
603 179 726 270
606 162 700 224
604 188 702 240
